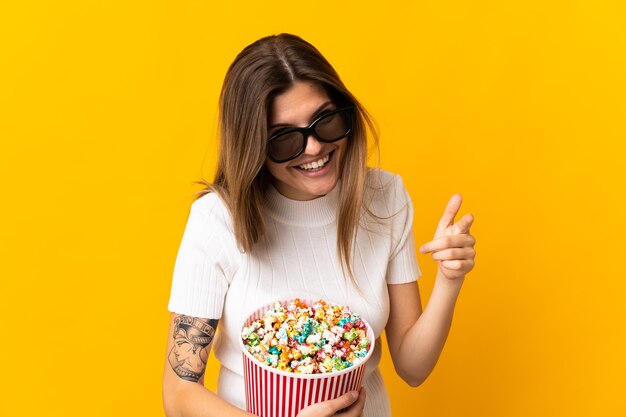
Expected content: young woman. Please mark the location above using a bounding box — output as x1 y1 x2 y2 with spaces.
163 33 476 417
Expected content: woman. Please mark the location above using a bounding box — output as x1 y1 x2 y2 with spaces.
163 33 476 417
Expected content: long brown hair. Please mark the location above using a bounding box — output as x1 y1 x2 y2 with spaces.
198 33 379 280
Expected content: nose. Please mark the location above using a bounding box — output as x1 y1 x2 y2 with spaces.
303 134 323 155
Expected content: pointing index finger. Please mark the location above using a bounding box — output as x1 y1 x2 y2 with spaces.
436 194 463 235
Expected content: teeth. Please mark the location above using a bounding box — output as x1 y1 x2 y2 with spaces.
298 154 330 171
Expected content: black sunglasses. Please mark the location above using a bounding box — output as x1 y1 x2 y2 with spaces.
267 105 355 163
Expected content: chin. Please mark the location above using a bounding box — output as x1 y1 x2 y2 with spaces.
312 181 339 196
279 177 339 200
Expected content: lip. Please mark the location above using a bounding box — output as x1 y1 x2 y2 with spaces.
289 150 334 168
290 150 335 177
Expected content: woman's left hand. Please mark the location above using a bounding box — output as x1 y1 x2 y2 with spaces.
419 194 476 281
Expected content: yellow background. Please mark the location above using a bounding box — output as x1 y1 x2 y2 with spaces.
1 1 625 416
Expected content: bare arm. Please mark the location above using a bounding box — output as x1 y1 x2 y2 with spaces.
385 276 463 387
162 312 254 417
386 194 476 387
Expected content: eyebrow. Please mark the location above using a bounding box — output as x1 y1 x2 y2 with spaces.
268 101 334 130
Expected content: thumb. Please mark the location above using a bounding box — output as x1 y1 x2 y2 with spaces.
329 391 359 411
452 213 474 235
296 390 361 417
325 390 359 410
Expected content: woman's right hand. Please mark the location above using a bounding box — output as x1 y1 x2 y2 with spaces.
296 388 366 417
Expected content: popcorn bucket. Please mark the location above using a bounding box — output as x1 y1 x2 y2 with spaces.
239 299 375 417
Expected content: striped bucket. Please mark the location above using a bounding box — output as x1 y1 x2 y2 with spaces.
240 300 375 417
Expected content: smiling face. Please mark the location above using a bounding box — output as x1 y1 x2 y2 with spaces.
265 81 349 201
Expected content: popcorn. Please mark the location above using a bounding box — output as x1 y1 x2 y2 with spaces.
241 299 371 374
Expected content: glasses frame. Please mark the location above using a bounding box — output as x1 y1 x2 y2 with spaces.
266 105 355 163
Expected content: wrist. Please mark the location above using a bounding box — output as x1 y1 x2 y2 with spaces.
435 270 465 289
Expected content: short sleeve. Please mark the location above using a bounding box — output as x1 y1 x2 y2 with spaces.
167 193 238 319
385 175 422 285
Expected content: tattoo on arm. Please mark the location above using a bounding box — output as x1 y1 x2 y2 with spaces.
168 315 219 382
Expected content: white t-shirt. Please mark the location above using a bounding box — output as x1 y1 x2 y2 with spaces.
168 169 421 416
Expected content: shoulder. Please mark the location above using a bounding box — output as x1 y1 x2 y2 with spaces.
366 168 408 192
188 192 234 232
181 192 238 252
364 168 411 216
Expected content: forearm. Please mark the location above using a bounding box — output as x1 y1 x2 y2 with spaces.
163 372 254 417
395 272 464 386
